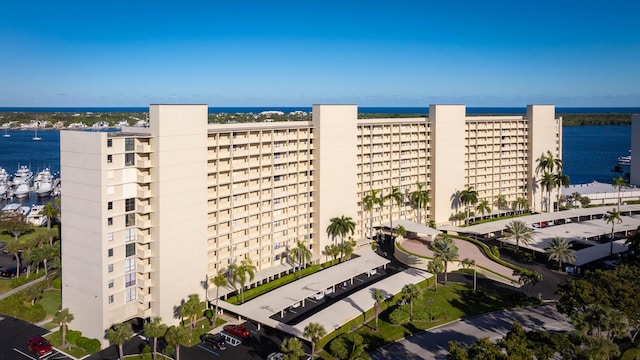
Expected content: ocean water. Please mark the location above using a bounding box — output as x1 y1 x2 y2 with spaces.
0 124 632 207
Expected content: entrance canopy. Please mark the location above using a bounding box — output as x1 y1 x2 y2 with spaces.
377 219 441 240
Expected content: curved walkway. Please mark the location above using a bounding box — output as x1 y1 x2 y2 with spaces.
399 238 517 285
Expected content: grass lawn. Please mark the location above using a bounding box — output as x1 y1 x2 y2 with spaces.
45 331 88 358
0 280 11 295
37 288 61 317
0 224 59 244
319 281 538 357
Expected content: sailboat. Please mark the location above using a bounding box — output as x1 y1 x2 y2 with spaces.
33 128 41 141
2 128 9 138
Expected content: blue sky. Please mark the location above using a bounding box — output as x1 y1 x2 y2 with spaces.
1 0 638 107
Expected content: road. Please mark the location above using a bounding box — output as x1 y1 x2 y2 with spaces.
370 304 572 360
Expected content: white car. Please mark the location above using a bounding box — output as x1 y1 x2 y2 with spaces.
325 287 334 295
309 291 324 300
267 352 285 360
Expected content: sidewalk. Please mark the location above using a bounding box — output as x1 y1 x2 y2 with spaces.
0 274 47 301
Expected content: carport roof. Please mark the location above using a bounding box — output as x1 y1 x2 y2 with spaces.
377 219 441 237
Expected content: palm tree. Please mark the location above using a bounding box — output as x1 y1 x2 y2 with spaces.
106 323 133 360
476 199 491 220
613 176 627 212
516 197 529 214
362 189 383 240
503 220 534 253
303 322 327 360
371 289 385 331
182 294 204 336
401 283 420 320
545 236 576 271
461 258 477 292
431 235 459 284
143 317 167 360
513 269 543 296
395 224 407 238
426 259 444 292
233 258 256 303
210 271 227 326
570 191 582 208
324 244 341 265
165 325 190 360
280 337 305 360
604 208 622 256
289 241 312 278
459 185 478 225
494 194 507 211
410 182 430 224
539 171 556 212
41 198 60 245
326 215 356 258
554 172 570 211
385 186 403 231
53 308 74 349
340 239 355 262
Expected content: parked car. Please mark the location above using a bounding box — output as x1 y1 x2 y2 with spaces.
223 324 250 338
308 291 324 300
267 352 285 360
202 333 227 350
1 266 18 278
28 335 53 357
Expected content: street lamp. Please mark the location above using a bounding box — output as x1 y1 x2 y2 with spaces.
428 297 434 322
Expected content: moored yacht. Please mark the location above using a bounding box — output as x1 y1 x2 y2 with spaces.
26 205 48 226
13 165 33 186
13 183 30 198
34 169 53 197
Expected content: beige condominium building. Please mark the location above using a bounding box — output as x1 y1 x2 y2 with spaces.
60 103 561 344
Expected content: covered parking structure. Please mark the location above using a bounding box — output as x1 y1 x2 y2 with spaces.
376 219 441 242
216 248 390 332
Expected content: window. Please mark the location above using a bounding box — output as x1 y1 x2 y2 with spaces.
125 138 134 152
107 155 113 163
124 258 135 272
125 198 135 212
108 295 114 304
108 248 113 257
125 213 135 227
107 232 113 242
125 153 135 166
107 217 113 226
108 264 113 273
107 202 113 210
107 139 113 147
108 279 114 288
125 243 136 257
125 287 136 303
125 273 136 287
125 228 136 242
274 175 281 182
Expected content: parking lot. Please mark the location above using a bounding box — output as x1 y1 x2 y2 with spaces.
0 315 74 360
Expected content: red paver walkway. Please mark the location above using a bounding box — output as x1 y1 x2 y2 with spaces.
400 238 517 284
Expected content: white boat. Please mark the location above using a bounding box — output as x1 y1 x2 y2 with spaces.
617 150 631 166
33 128 41 141
13 165 33 186
13 183 30 198
34 168 53 197
0 167 8 198
17 206 31 217
26 205 48 226
2 128 9 138
1 203 20 212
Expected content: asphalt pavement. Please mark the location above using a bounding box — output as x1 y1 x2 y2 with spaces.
0 315 74 360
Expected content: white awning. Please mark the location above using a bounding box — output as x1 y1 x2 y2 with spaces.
377 219 441 237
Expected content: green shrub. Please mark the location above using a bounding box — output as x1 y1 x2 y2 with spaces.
76 336 89 348
52 277 62 289
389 308 410 325
83 339 101 354
66 329 82 345
23 303 47 323
10 272 45 288
491 245 500 258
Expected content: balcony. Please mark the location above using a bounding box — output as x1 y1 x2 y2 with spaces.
136 216 152 229
138 291 153 303
137 187 152 198
136 156 153 168
137 231 152 244
137 307 153 318
136 143 151 153
137 173 152 183
137 274 153 288
136 203 152 214
137 244 152 259
137 262 152 274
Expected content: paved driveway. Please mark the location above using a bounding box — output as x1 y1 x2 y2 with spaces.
0 315 74 360
370 304 572 360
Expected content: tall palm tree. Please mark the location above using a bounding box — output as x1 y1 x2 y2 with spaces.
516 197 529 214
539 171 556 212
53 308 74 349
280 337 305 360
401 283 420 320
459 185 478 226
604 208 622 256
340 239 355 262
476 199 491 220
371 288 385 331
613 176 627 212
289 241 312 278
326 216 356 259
426 259 444 292
324 244 340 264
385 186 403 231
431 235 459 284
394 224 407 238
210 271 227 326
106 323 133 360
143 317 167 360
234 258 256 303
410 182 430 224
41 198 60 245
165 325 190 360
554 172 570 211
303 322 327 360
503 220 534 253
493 194 507 211
545 236 576 271
362 189 383 240
570 191 582 208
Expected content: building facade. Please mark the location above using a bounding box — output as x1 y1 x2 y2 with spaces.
60 103 560 343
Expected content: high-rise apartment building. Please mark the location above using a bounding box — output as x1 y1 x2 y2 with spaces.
61 103 560 343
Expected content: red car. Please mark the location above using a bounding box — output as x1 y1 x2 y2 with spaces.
223 324 250 338
28 335 53 357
